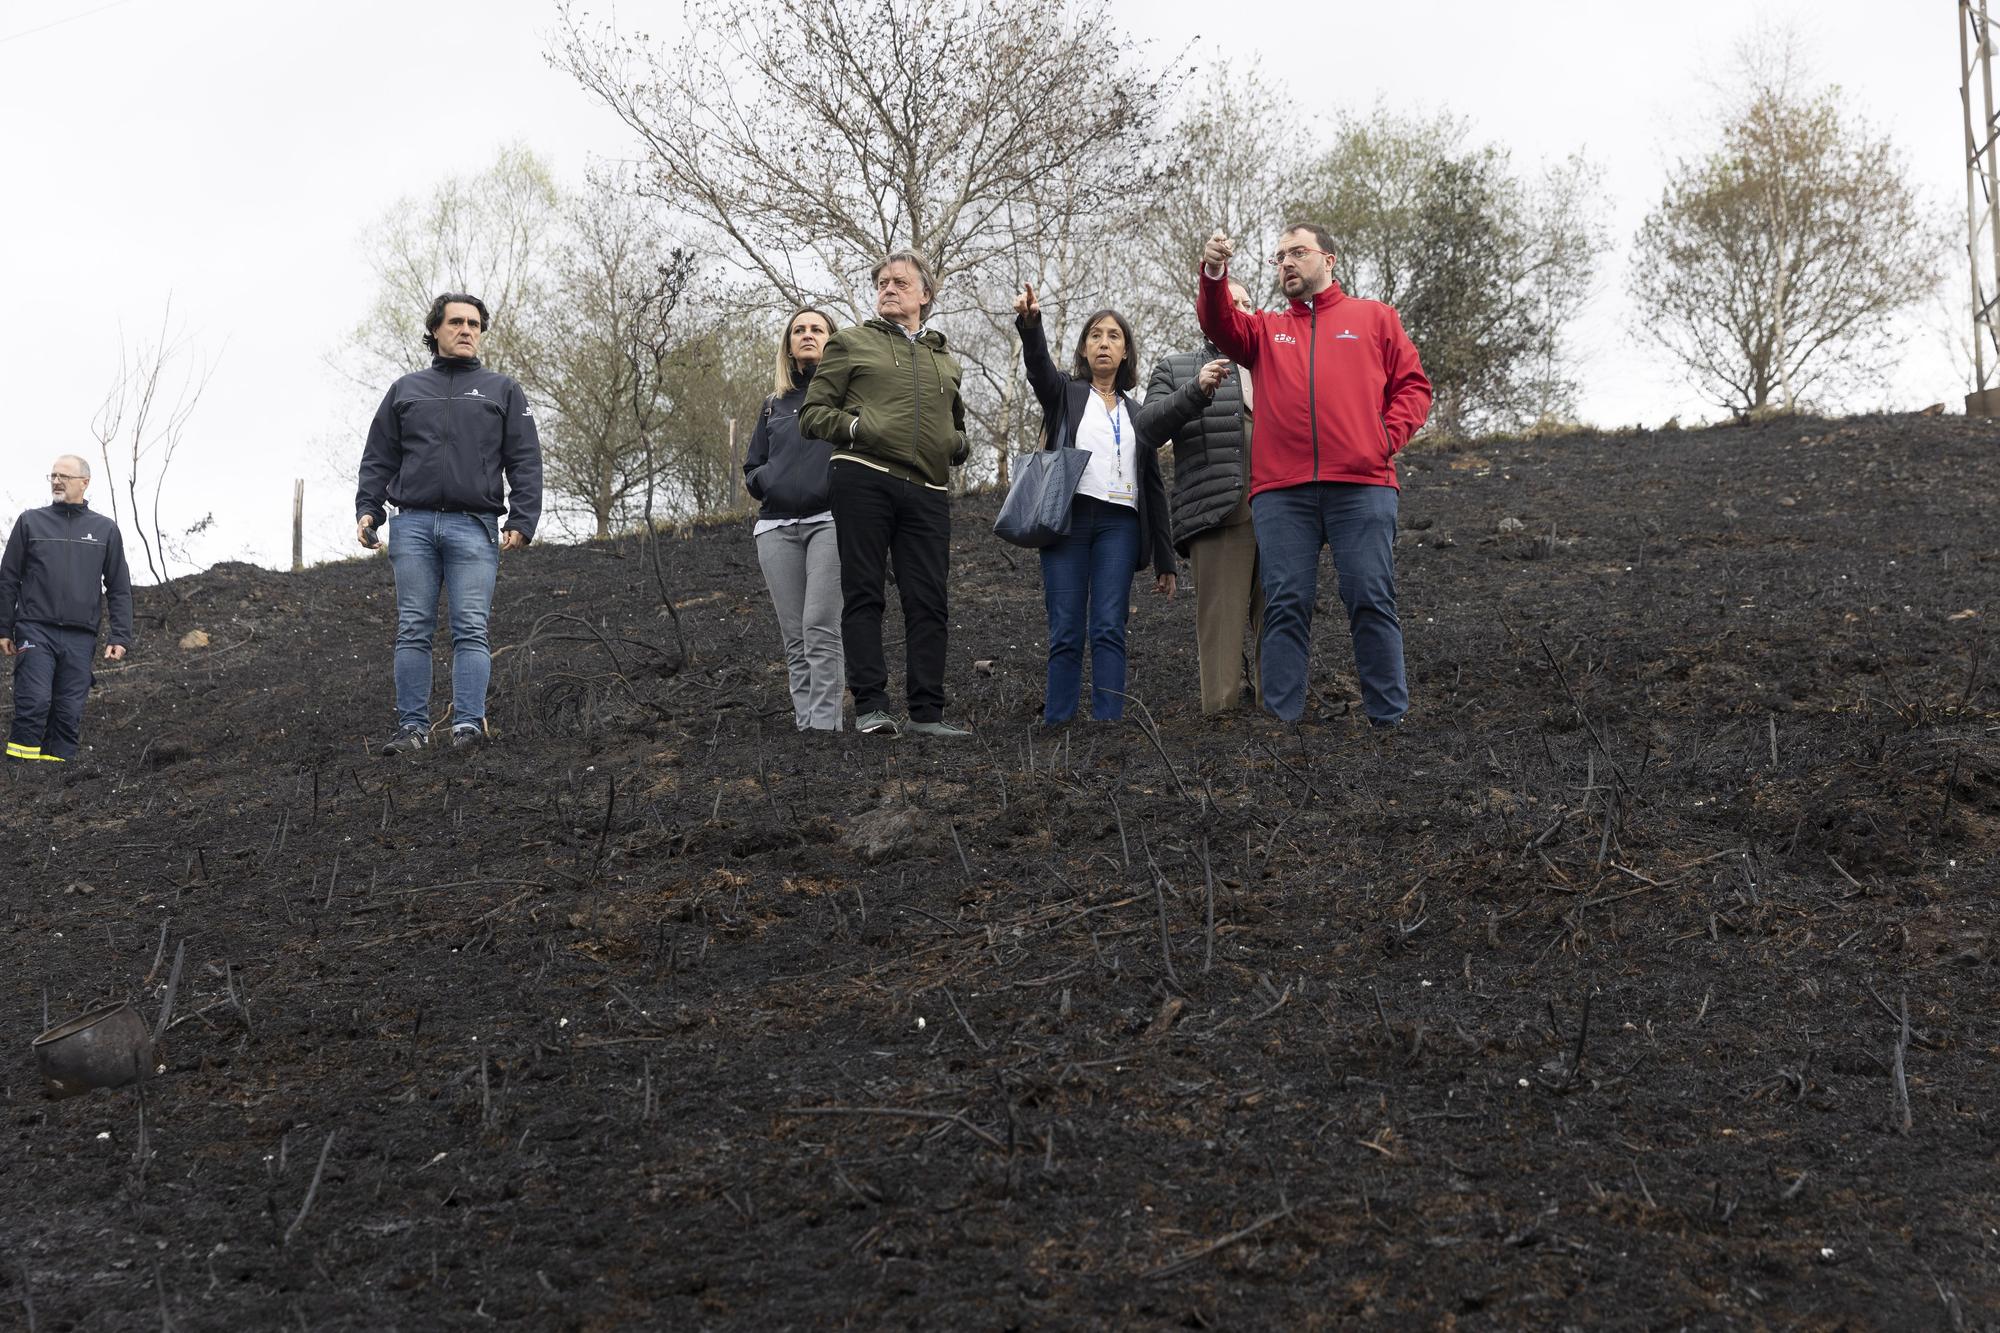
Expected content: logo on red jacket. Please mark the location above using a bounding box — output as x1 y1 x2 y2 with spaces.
1335 330 1359 341
1272 332 1297 345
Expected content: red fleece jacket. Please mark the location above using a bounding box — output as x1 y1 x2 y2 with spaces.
1197 267 1432 495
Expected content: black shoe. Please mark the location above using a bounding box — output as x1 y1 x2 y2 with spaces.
450 723 487 749
1369 716 1405 734
380 726 429 756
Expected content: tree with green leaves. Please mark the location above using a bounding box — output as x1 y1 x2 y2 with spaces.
1288 108 1605 439
1628 52 1945 414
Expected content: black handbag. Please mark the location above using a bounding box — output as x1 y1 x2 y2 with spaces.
993 409 1088 548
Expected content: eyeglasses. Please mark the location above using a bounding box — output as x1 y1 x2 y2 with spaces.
48 473 83 483
1267 245 1329 267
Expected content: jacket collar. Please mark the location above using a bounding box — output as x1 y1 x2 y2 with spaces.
864 317 948 351
431 355 482 371
51 500 88 516
1287 281 1346 314
788 362 818 394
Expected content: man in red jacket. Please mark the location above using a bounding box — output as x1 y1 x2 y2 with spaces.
1196 223 1431 728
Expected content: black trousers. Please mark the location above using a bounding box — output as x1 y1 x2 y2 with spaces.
7 621 96 762
829 461 951 721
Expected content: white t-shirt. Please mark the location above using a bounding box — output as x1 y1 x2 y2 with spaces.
1073 393 1138 509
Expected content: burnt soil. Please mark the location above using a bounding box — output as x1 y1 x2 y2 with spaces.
3 412 1997 1330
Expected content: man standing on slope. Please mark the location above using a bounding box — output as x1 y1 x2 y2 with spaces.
356 293 542 755
800 250 972 738
1137 276 1263 716
0 455 133 765
1197 224 1431 729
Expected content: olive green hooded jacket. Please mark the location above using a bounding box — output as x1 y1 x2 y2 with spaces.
799 319 969 489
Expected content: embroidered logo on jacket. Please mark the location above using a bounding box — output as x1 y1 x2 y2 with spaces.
465 388 485 397
81 532 98 542
1272 332 1297 345
1335 330 1359 341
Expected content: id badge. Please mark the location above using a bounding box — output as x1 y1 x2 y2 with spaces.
1106 486 1135 503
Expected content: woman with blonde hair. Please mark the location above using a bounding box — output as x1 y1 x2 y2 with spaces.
743 307 846 730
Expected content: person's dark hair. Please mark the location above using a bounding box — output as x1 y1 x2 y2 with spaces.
1280 221 1337 255
870 250 938 320
424 292 492 354
1069 309 1139 393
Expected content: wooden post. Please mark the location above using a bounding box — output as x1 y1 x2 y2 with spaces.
291 480 304 572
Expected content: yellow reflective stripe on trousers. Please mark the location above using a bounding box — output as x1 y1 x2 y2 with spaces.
5 742 40 759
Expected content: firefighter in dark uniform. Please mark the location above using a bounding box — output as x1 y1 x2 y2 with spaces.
0 454 134 764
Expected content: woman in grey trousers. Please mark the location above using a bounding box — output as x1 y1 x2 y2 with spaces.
744 308 846 730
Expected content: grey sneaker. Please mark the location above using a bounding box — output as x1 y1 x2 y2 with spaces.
906 719 972 738
379 726 429 756
855 710 901 736
450 723 487 749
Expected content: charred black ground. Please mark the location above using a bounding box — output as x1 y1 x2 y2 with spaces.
3 412 1996 1329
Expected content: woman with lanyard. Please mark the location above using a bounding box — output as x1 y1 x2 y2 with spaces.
1013 284 1227 724
743 307 846 730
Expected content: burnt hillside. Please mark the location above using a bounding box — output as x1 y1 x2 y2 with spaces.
3 412 1996 1329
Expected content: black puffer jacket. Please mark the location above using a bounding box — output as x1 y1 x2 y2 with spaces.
1137 342 1249 555
743 366 836 519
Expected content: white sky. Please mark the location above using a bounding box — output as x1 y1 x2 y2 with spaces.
0 0 1972 573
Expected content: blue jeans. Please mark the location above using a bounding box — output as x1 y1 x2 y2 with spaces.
1039 495 1141 723
1251 482 1406 724
387 509 500 731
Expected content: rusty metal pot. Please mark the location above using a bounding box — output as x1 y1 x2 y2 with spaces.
33 1002 155 1099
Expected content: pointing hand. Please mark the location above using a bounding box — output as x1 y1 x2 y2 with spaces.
1202 229 1234 269
1013 282 1041 322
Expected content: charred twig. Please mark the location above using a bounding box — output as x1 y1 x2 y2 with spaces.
282 1129 338 1246
1539 637 1634 797
1200 832 1217 974
783 1105 1005 1150
1142 1194 1296 1280
942 986 988 1052
1891 991 1914 1134
1104 690 1196 805
1145 835 1181 988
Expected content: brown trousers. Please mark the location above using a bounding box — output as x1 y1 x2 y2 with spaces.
1187 494 1264 713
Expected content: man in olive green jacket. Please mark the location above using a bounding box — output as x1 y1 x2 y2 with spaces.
801 250 971 737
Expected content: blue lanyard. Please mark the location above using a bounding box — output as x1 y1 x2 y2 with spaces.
1103 395 1123 471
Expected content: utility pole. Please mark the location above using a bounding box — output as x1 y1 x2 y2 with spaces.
1960 1 2000 413
291 480 304 572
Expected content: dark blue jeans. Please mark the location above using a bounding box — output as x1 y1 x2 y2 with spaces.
1039 495 1141 723
387 509 501 731
6 621 95 761
1251 482 1406 724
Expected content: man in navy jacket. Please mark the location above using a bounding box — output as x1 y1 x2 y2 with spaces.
0 454 134 764
355 293 542 754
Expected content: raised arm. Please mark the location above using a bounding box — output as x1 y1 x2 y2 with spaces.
1196 265 1260 367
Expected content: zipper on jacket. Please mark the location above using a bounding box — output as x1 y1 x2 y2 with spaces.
911 339 924 465
1308 304 1320 480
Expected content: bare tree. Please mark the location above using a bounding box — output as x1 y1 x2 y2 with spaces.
551 0 1182 478
1628 46 1947 414
90 301 217 600
513 180 697 538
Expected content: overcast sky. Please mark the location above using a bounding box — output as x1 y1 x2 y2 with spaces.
0 0 1970 574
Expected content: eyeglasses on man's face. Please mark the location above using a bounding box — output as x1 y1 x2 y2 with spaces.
48 473 83 483
1268 245 1329 267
